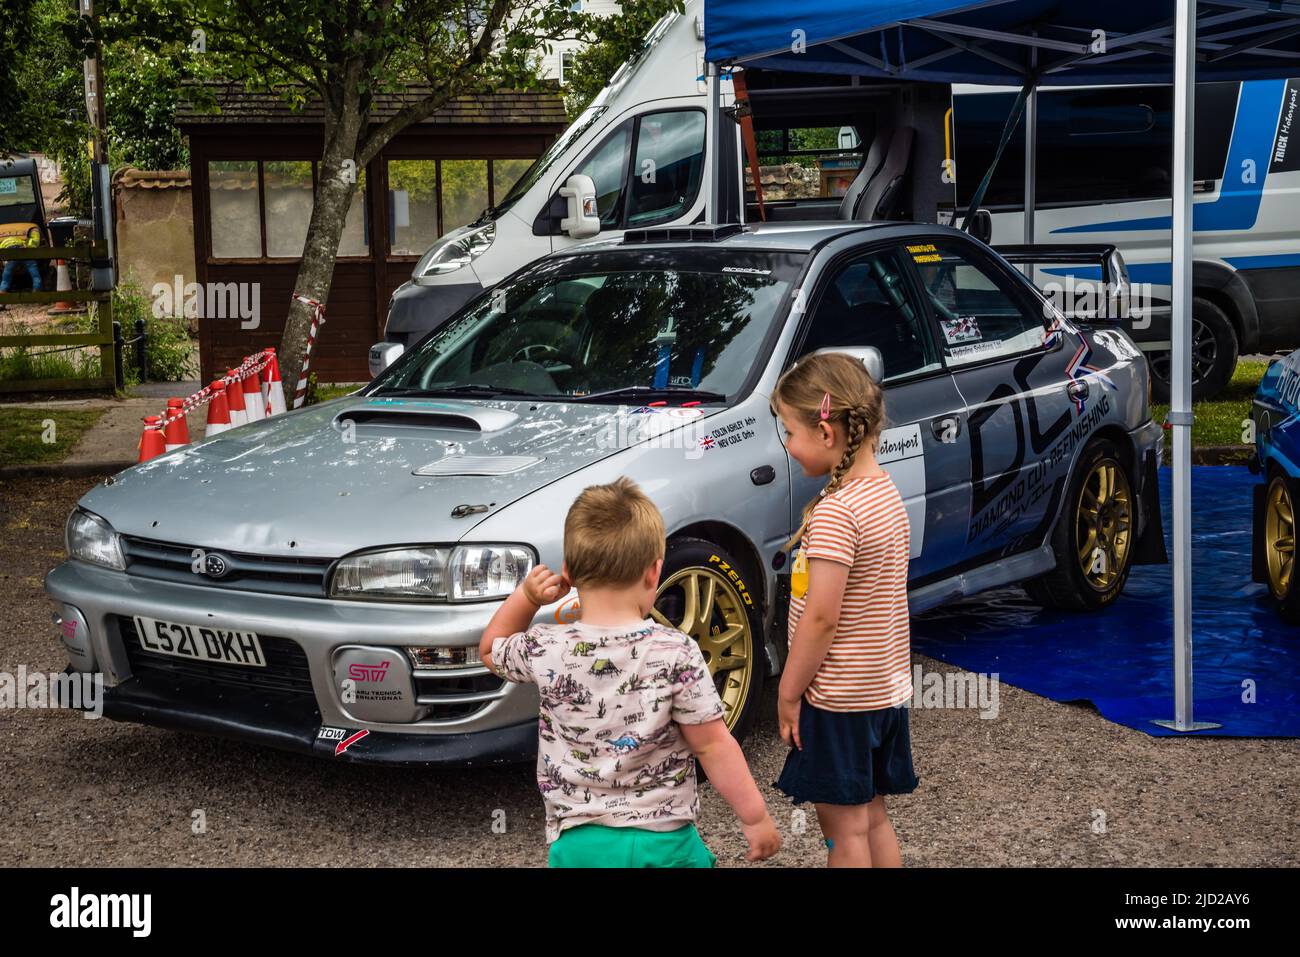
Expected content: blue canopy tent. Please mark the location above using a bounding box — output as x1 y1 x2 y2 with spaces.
705 0 1300 733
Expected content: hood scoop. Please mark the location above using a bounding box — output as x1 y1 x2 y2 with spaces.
413 453 543 476
334 401 520 435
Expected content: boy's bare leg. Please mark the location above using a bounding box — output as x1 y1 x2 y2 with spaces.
815 803 873 867
866 794 902 867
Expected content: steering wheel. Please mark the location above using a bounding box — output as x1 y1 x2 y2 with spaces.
511 343 565 364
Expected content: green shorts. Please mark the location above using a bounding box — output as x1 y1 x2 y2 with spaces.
547 822 717 868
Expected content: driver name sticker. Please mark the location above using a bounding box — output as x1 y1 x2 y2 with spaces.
941 316 982 344
699 415 757 451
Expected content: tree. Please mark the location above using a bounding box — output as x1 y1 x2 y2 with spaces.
100 0 596 391
562 1 683 120
2 0 188 215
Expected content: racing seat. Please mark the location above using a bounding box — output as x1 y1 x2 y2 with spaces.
801 279 927 380
836 132 890 220
850 126 914 221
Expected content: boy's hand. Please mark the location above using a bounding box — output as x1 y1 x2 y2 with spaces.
742 813 782 862
522 564 570 606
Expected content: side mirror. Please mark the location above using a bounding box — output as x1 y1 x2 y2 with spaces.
967 208 993 244
810 346 885 384
559 174 600 239
1103 248 1132 322
368 341 404 379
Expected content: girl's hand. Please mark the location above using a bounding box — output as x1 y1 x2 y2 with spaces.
522 564 570 606
778 694 802 750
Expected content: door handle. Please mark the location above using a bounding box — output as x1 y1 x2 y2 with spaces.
1067 380 1089 401
930 415 961 441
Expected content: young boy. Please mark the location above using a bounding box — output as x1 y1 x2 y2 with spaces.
479 476 781 867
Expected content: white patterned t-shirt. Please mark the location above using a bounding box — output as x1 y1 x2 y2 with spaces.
491 619 725 843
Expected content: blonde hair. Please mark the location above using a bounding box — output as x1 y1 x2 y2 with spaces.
564 476 666 588
771 352 885 551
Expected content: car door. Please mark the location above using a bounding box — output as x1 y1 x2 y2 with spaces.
906 235 1081 564
783 244 971 582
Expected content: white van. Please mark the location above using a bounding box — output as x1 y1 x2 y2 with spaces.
371 0 963 374
953 80 1300 400
380 0 1283 402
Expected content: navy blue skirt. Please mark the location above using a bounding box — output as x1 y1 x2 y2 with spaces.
774 698 919 806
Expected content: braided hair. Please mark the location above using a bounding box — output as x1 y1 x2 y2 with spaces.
771 352 885 553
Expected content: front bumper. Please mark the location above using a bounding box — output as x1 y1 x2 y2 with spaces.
45 559 542 766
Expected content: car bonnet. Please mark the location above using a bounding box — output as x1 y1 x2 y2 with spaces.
77 395 723 556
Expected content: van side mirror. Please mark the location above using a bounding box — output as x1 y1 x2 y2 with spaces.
559 174 600 239
967 208 993 244
368 341 404 379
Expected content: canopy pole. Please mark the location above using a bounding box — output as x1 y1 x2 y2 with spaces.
1154 0 1220 734
1024 41 1034 252
707 61 722 223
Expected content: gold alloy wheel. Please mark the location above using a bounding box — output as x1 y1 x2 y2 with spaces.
1076 458 1133 592
651 566 754 731
1265 476 1295 600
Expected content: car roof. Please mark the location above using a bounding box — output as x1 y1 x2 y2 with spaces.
554 220 974 257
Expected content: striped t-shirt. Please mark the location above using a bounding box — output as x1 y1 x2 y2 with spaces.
787 473 913 711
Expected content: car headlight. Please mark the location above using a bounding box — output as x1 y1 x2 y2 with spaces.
65 509 125 570
413 222 495 279
330 544 534 601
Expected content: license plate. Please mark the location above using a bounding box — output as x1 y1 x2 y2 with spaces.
132 616 266 668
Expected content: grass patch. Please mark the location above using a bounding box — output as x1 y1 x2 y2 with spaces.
1151 358 1270 456
0 407 106 466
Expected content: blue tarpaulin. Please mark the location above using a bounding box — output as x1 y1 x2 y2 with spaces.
705 1 1300 84
911 467 1300 737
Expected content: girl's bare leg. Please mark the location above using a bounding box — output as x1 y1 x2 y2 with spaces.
866 794 902 867
815 803 873 867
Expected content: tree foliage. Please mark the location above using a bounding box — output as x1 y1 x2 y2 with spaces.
563 0 684 120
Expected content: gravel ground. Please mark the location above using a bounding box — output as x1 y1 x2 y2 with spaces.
1 474 1296 867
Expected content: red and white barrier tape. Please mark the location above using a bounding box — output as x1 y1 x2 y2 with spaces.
291 294 326 409
151 348 274 432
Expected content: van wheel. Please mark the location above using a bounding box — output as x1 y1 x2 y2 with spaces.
1148 297 1238 402
1025 439 1135 611
1261 473 1300 624
651 537 765 743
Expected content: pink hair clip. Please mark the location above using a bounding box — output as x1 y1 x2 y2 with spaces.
819 391 831 420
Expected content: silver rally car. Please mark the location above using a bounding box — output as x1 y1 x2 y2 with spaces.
46 222 1165 764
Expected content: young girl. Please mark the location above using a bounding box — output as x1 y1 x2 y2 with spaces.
770 351 918 867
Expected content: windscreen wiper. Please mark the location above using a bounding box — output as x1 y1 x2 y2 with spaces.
567 386 727 405
370 384 539 399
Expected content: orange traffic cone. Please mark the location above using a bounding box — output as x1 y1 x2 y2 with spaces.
264 348 287 416
138 415 166 462
205 382 232 437
163 398 190 451
242 365 264 422
226 369 247 427
48 260 82 315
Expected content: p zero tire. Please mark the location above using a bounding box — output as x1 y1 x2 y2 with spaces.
1261 472 1300 625
651 537 765 743
1025 439 1136 611
1148 297 1238 402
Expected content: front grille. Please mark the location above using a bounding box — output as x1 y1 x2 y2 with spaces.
121 535 333 598
119 616 315 699
415 671 504 721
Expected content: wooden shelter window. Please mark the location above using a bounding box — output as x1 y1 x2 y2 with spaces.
206 159 369 261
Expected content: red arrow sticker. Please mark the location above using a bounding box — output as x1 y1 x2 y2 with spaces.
335 729 370 755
